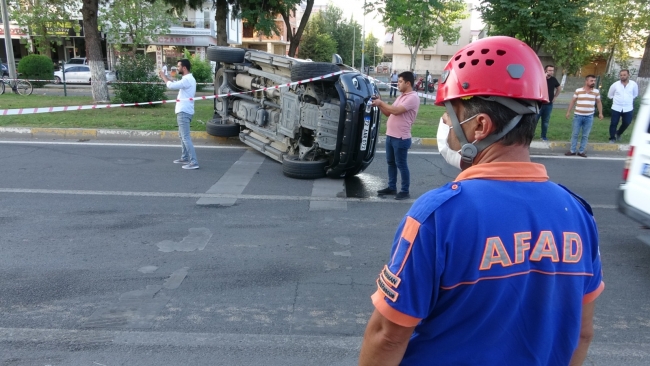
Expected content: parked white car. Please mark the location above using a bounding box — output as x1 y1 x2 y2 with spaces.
53 65 116 84
618 85 650 229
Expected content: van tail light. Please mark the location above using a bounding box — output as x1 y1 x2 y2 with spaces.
623 146 635 181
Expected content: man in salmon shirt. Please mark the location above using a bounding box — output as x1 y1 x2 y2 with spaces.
359 36 603 366
372 71 420 200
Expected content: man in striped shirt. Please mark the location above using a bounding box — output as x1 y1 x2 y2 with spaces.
565 75 603 157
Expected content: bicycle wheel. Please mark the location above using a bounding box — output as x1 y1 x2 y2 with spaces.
15 80 33 95
0 81 5 95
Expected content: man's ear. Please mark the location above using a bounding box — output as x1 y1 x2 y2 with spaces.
472 114 496 141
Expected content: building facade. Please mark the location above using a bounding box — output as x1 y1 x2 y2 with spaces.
383 13 473 78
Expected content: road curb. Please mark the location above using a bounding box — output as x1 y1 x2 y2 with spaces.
0 127 630 152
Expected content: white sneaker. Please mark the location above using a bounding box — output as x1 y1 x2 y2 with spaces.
182 163 199 170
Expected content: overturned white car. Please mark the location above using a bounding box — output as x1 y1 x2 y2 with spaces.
206 46 381 179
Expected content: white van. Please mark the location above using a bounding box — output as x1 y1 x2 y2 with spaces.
618 85 650 227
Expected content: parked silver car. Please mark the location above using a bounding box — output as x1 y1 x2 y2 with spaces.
53 65 116 84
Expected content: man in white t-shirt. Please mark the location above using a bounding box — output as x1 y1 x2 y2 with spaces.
607 69 638 143
159 59 199 170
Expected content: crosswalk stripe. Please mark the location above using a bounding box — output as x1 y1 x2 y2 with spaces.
196 150 265 206
310 179 347 211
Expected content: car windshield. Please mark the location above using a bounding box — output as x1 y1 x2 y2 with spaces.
67 59 84 64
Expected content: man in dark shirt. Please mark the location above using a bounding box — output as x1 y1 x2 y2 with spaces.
535 65 562 141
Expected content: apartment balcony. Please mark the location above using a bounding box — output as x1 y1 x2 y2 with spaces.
168 17 215 37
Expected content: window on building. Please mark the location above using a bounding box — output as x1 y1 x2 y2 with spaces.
441 55 449 61
243 24 254 38
424 55 431 60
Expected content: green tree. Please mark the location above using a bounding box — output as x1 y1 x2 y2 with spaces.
588 0 649 73
363 33 381 69
17 54 53 87
317 5 362 66
10 0 80 58
477 0 590 54
371 0 467 71
638 34 650 96
100 0 174 51
297 13 337 62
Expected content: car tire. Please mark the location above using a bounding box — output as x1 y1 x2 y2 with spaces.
282 155 327 179
54 76 61 84
290 62 341 82
206 118 240 137
206 46 246 64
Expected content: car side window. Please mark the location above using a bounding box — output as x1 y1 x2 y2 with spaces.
79 66 90 72
65 67 77 73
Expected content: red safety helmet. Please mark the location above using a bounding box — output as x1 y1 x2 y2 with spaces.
435 36 549 106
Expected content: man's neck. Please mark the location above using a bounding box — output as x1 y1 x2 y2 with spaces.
621 79 628 86
471 143 531 166
584 85 593 92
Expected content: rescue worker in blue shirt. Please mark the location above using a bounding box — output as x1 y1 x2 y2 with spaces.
359 36 604 366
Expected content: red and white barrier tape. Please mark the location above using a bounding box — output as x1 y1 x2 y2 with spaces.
0 70 353 116
3 78 214 85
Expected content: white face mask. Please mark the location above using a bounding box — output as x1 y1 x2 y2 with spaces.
436 115 478 169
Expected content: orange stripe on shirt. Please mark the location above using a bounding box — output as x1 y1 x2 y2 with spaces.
394 216 420 277
371 290 421 327
583 281 605 304
440 269 595 290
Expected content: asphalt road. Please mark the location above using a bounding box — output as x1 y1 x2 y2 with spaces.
0 140 649 365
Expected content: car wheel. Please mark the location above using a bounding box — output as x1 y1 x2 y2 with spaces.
290 62 341 82
282 155 327 179
206 118 240 137
54 76 61 84
206 46 246 64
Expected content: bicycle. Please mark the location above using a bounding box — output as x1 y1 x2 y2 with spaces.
0 78 33 95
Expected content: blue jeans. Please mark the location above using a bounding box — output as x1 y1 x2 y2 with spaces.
177 112 198 165
385 136 411 192
389 83 397 97
535 103 553 139
570 114 594 154
609 109 633 140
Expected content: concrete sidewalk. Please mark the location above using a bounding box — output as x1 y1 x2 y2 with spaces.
0 127 630 155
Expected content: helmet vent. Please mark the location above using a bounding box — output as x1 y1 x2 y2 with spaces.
496 50 506 56
467 50 475 56
471 59 479 66
455 55 462 61
458 62 466 69
481 49 489 54
486 59 494 66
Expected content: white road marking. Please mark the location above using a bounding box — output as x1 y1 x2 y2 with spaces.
0 140 246 149
0 188 619 208
163 267 189 290
197 150 265 206
310 179 347 211
156 228 213 252
0 140 626 160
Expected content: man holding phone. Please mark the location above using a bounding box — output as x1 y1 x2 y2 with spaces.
372 71 420 200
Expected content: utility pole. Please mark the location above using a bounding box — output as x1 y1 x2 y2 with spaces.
0 0 17 80
360 0 365 74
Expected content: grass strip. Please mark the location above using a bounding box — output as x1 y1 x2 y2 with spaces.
0 94 633 143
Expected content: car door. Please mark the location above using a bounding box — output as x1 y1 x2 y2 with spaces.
78 66 91 83
619 86 650 227
63 67 78 83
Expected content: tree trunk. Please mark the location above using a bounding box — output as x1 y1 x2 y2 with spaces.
287 0 314 57
215 0 228 46
638 34 650 97
81 0 110 103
